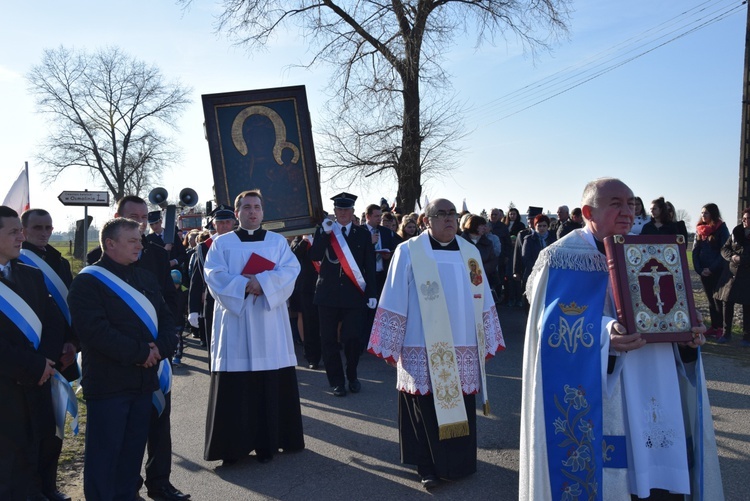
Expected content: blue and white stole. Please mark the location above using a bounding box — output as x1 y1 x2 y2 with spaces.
540 263 621 500
79 265 172 416
0 277 43 349
19 249 72 325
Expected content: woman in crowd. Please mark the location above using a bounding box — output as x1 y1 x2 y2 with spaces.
630 196 650 235
693 203 730 339
503 208 526 307
503 207 526 237
520 214 555 288
641 197 678 235
460 215 500 293
381 211 399 233
397 217 418 241
714 208 750 345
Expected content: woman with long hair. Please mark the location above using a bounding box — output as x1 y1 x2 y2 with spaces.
460 215 500 292
397 218 418 240
641 197 678 235
692 203 730 338
714 208 750 345
630 196 650 235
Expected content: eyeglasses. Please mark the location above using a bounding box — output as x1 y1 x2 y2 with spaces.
428 210 458 219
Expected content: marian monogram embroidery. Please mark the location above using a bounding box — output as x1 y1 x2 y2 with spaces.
429 342 461 410
547 302 594 354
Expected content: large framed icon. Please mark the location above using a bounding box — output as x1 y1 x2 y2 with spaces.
604 234 697 343
202 86 324 235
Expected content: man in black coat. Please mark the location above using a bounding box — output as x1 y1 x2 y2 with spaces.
0 206 60 500
187 206 236 360
86 196 188 501
291 235 321 369
309 193 377 396
69 217 176 500
363 203 401 344
21 208 78 501
146 210 187 270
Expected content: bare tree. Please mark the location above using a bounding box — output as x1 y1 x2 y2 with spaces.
27 46 191 201
199 0 570 211
675 208 692 229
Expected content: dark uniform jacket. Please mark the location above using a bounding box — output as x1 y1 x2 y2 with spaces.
309 224 377 308
0 261 64 447
21 242 79 380
146 227 187 268
188 240 213 317
68 254 175 400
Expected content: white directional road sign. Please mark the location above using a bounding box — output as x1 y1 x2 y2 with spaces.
58 190 110 206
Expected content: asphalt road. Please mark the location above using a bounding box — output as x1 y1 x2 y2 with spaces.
161 305 750 500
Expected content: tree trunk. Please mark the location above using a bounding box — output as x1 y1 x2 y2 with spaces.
396 60 422 213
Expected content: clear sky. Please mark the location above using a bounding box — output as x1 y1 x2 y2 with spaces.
1 0 745 232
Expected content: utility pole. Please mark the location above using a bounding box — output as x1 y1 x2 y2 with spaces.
738 2 750 221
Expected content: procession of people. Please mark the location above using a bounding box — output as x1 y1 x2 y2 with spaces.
0 177 734 500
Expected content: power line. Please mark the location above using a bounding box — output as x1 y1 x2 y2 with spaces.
466 0 746 124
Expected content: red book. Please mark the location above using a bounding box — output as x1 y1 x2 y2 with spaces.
604 234 696 343
242 253 276 275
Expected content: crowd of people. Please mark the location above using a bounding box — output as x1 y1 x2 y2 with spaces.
1 178 741 499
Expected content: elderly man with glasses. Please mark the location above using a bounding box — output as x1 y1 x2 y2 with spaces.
368 198 505 490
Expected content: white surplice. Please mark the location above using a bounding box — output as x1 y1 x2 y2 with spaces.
368 234 505 395
204 230 300 372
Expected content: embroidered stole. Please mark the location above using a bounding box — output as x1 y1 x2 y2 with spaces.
329 225 366 294
0 279 43 349
19 249 72 325
79 266 172 416
536 233 631 500
408 234 488 439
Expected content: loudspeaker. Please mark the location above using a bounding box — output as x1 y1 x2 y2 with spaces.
148 187 169 208
179 188 199 207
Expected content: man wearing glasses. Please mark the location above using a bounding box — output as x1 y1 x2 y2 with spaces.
368 198 505 489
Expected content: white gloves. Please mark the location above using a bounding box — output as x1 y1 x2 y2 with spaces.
367 298 377 309
188 312 200 328
322 219 334 234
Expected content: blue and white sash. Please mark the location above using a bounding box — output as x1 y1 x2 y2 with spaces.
79 265 172 416
51 369 79 439
0 279 43 349
540 266 622 500
19 249 72 325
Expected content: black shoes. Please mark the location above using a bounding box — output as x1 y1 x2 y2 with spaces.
420 475 439 489
43 491 72 501
348 379 361 393
332 385 347 396
146 484 191 500
307 363 319 370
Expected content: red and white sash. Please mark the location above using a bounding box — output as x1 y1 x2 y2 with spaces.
330 224 366 294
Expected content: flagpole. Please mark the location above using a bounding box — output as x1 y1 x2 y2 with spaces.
24 161 29 208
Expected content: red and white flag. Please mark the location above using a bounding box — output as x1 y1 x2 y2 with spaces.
2 164 30 215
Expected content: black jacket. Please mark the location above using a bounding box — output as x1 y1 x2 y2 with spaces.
309 224 377 308
0 261 64 447
715 224 750 304
21 242 80 379
68 254 175 400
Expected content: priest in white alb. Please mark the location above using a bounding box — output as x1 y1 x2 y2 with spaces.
203 190 304 466
519 178 723 500
367 198 505 490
